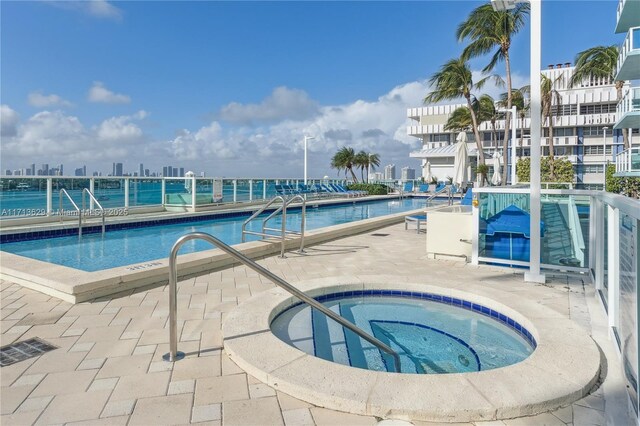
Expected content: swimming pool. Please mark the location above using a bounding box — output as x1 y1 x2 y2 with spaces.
271 291 534 374
1 198 431 272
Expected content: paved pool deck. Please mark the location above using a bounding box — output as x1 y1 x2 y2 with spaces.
0 222 633 425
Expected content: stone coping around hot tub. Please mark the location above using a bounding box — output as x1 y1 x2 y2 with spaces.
222 276 602 423
0 206 438 303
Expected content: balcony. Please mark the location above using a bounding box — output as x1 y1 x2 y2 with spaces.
614 86 640 129
615 147 640 177
615 27 640 81
616 0 640 34
407 125 427 136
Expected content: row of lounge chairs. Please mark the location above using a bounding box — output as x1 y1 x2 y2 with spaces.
402 182 450 194
275 183 367 199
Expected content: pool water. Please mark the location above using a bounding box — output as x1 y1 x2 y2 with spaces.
271 292 535 374
1 198 431 272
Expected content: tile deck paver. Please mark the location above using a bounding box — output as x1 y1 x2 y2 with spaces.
0 222 634 425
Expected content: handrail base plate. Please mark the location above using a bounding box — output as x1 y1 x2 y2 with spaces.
163 351 185 362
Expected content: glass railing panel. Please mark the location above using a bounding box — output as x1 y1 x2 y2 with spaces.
539 194 590 269
92 178 125 208
164 178 190 205
0 178 49 218
127 179 163 207
56 178 92 212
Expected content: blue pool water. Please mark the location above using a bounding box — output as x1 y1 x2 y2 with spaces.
1 198 430 272
271 291 535 374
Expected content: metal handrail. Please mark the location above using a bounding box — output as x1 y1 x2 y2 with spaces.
241 196 286 243
59 189 82 237
425 185 452 206
81 188 106 236
162 232 402 372
262 195 306 254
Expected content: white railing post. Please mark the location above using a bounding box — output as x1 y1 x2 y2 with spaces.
471 196 479 265
233 179 237 203
124 178 130 208
46 178 53 216
249 180 253 201
263 179 267 200
89 178 95 211
607 205 620 329
593 198 603 291
191 176 196 210
161 178 166 207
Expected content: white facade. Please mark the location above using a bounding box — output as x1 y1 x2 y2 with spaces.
383 164 396 180
401 166 416 181
409 65 638 188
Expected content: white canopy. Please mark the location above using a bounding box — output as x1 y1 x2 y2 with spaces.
423 161 432 181
491 152 502 186
453 137 469 186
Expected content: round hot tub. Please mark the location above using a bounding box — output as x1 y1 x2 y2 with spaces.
271 290 535 374
223 277 601 422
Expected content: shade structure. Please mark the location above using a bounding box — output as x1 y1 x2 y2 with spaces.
453 135 469 186
491 152 502 186
423 161 432 181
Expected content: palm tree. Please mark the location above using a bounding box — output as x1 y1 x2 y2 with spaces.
354 151 381 182
366 152 380 182
331 147 359 182
475 94 498 150
424 57 489 164
444 107 472 132
457 2 529 184
498 86 530 156
569 45 628 149
541 74 563 180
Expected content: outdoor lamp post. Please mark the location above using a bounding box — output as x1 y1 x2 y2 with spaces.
304 135 315 185
602 127 609 188
498 106 518 185
492 0 545 283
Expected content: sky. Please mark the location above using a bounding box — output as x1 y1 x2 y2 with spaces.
0 0 622 179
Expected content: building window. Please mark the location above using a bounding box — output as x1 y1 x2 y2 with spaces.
550 104 577 116
575 164 604 174
583 126 609 137
584 145 613 155
579 103 617 115
429 134 450 143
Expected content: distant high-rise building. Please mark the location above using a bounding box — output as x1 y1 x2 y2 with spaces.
41 164 49 175
74 167 84 176
144 168 150 177
401 166 416 181
384 164 396 180
30 164 36 176
5 169 12 176
162 166 169 177
113 163 123 176
139 163 144 177
172 167 178 177
58 164 64 176
179 167 185 177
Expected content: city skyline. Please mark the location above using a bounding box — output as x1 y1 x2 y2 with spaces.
0 1 623 177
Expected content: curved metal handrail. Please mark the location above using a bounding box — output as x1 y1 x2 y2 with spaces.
59 189 82 237
81 188 106 236
241 196 286 243
262 195 306 253
163 232 401 373
425 185 452 207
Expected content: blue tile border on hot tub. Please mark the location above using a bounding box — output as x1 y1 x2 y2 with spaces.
279 289 537 349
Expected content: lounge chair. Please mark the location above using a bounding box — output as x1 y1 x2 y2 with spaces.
329 183 358 197
405 214 427 233
335 184 366 196
418 184 430 193
461 189 473 206
402 182 414 193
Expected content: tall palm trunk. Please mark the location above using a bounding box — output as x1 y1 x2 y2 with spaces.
465 94 485 167
348 167 358 183
616 81 630 150
501 52 513 185
547 112 555 180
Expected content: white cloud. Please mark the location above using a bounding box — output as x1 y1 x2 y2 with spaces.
1 105 20 137
47 1 123 21
28 91 73 108
88 82 131 104
1 108 146 164
218 86 320 125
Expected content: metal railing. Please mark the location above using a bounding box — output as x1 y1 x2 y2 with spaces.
59 189 82 237
81 188 106 236
162 232 402 372
425 185 453 206
241 195 306 257
615 147 640 174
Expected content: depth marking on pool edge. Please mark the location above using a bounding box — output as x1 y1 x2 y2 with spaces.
125 262 163 271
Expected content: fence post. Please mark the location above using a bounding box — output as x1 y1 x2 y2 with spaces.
124 178 130 208
249 180 253 201
263 179 267 199
233 180 237 203
46 178 53 216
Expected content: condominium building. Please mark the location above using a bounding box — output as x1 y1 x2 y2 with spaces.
401 166 416 181
613 0 640 177
384 164 396 180
408 65 638 189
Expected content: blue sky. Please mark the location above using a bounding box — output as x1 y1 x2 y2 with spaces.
1 0 622 178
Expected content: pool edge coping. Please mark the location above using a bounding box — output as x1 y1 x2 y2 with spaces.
222 277 601 422
0 206 437 303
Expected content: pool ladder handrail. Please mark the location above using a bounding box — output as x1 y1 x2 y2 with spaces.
59 189 83 237
162 231 402 373
81 188 106 236
241 195 306 257
425 185 453 207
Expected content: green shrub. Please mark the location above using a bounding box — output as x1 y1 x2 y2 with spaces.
516 157 574 184
347 183 389 195
606 164 640 199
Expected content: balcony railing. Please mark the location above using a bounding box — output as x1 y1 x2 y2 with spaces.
618 86 640 116
616 147 640 174
616 27 640 81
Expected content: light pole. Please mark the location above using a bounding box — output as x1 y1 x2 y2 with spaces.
303 136 315 186
492 0 544 283
602 127 609 188
498 106 518 185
